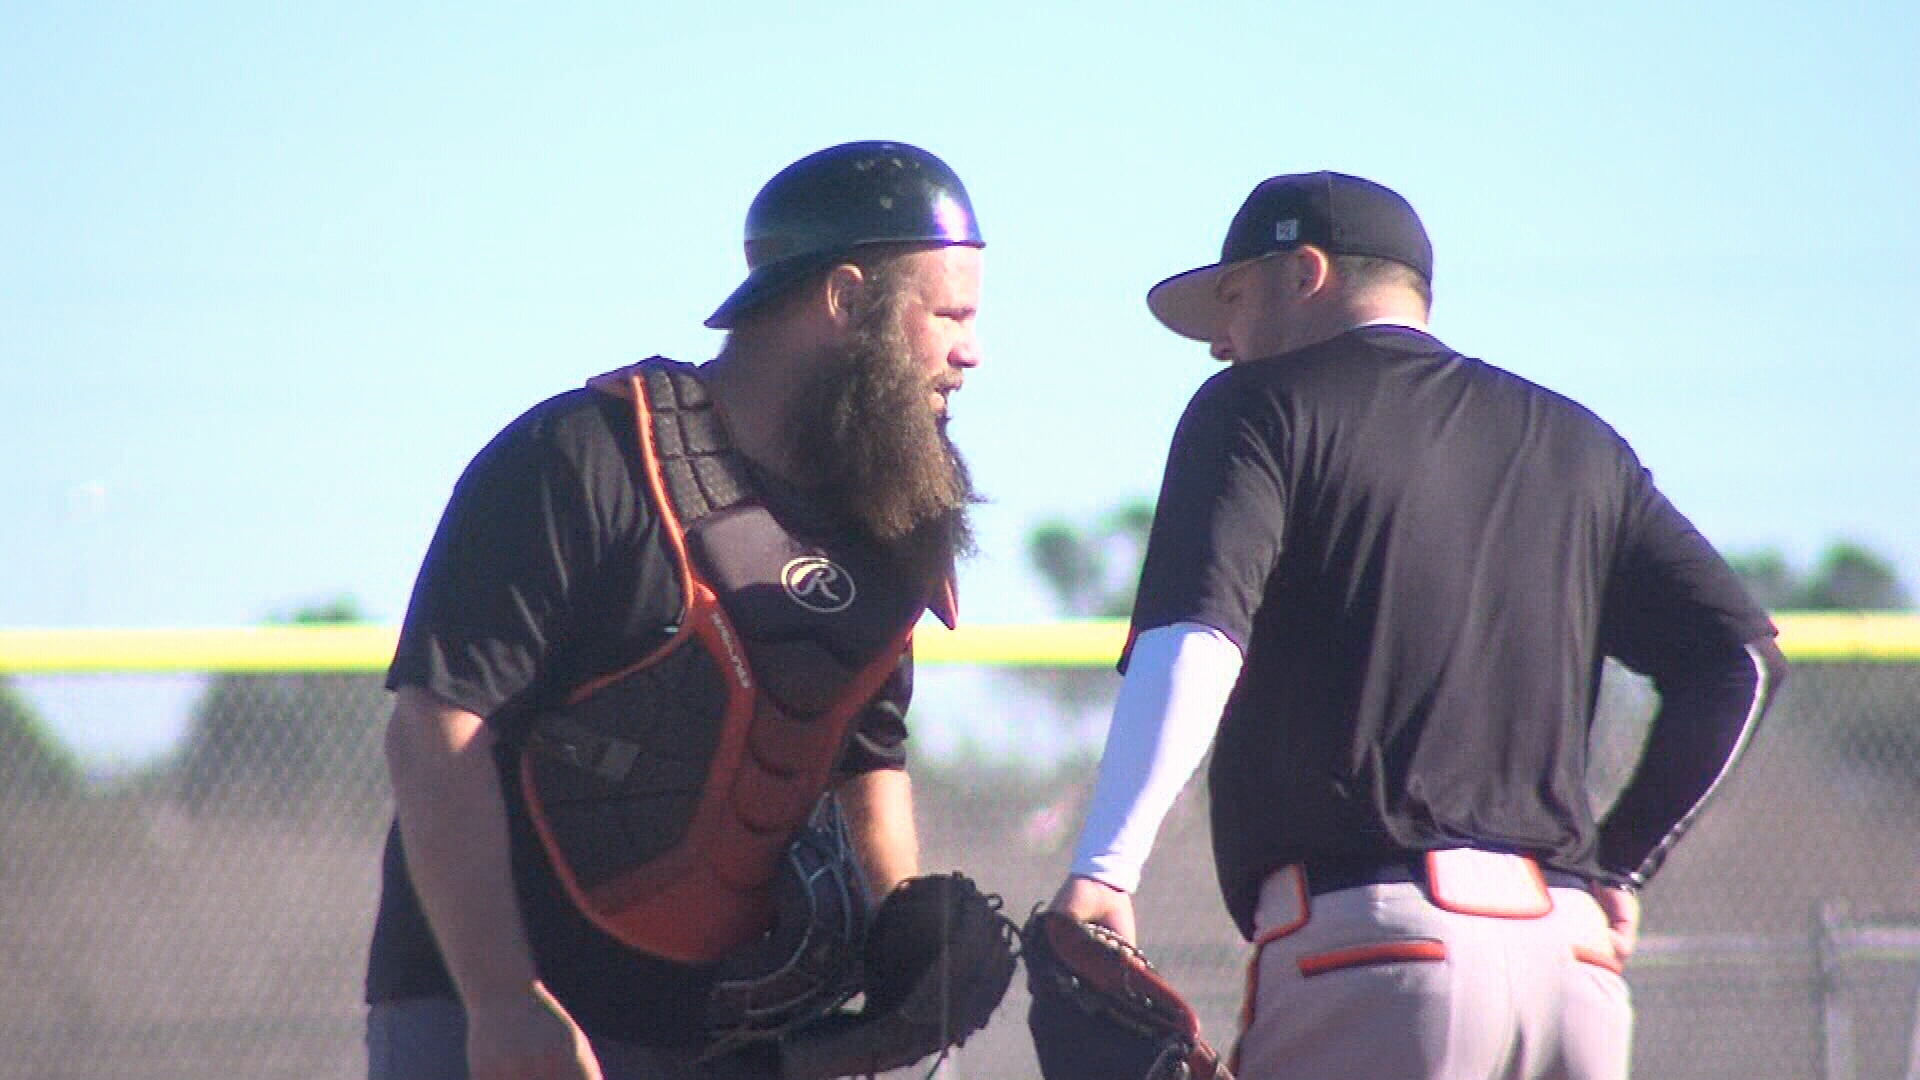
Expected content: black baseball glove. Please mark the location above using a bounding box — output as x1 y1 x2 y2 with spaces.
1023 909 1233 1080
778 872 1019 1080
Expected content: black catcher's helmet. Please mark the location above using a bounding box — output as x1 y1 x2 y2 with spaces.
706 140 984 328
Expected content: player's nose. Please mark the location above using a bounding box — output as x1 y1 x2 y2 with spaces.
952 327 982 369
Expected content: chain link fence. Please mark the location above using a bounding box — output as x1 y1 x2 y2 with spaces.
1 623 1916 1079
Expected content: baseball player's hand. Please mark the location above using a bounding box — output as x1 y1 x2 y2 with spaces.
465 982 603 1080
1049 874 1137 945
1590 884 1641 964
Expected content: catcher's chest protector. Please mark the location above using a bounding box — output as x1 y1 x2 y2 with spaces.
520 359 954 964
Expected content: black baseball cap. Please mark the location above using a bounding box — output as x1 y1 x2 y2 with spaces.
1146 171 1432 343
706 140 984 329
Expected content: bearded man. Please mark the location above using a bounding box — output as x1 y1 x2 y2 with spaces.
365 141 986 1080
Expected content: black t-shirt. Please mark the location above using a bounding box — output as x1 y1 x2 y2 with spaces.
364 380 913 1045
1128 326 1776 936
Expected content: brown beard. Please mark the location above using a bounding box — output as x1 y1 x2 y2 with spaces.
787 276 978 584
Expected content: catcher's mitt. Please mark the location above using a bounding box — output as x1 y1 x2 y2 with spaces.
778 872 1019 1080
704 797 869 1049
1023 909 1232 1080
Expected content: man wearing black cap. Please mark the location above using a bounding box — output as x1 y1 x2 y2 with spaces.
1048 172 1786 1078
366 141 986 1080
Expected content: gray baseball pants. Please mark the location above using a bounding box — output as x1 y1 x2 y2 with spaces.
1233 866 1632 1079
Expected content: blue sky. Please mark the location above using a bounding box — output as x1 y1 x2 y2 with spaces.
4 1 1917 641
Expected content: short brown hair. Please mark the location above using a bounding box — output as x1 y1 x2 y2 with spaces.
1333 254 1432 310
730 243 924 330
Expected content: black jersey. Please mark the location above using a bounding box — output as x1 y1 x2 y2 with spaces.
1127 325 1780 938
364 382 913 1045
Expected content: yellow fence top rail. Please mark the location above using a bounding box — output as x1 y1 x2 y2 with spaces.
0 625 403 674
0 614 1916 674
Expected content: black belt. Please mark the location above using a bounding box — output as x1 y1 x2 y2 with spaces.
1300 853 1587 897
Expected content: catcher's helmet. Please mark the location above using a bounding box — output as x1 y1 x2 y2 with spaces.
706 140 984 329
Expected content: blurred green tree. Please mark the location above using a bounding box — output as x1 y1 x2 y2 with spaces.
173 595 389 818
0 679 84 799
1016 498 1156 746
1729 541 1913 612
1026 496 1156 619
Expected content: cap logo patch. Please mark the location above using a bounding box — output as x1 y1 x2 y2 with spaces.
782 556 857 614
1275 219 1300 244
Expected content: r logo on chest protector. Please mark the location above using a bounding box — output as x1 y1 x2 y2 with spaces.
782 556 856 614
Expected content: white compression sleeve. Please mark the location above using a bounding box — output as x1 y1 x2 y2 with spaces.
1069 622 1245 893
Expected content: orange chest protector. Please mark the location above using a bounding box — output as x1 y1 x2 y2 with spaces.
519 359 955 964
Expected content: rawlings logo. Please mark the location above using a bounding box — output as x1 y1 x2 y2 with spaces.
706 609 754 691
782 556 856 614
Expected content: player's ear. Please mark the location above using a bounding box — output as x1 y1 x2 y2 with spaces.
1293 245 1333 298
823 263 867 334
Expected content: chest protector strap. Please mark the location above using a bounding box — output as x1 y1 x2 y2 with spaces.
519 359 949 964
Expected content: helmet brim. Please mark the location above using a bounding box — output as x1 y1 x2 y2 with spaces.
704 252 839 329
